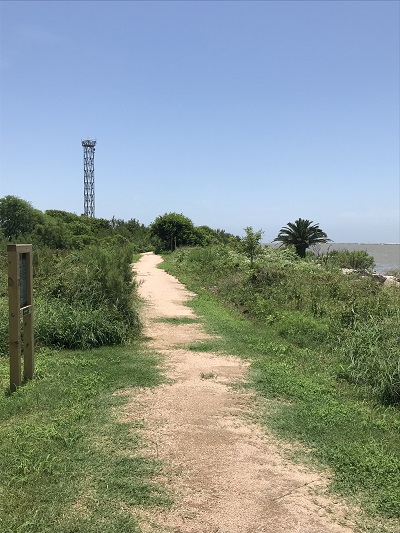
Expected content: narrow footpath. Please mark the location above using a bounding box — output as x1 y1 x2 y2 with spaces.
122 252 355 533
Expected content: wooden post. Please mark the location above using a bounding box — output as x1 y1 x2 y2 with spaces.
8 245 21 391
7 244 34 391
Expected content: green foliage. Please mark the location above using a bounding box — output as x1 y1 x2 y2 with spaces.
323 249 376 270
0 199 152 252
110 217 152 251
174 244 247 279
30 243 141 350
0 195 235 255
34 298 133 349
195 225 224 246
274 218 331 258
33 214 74 249
240 226 264 267
166 245 400 406
0 196 154 352
0 197 240 354
45 209 82 223
0 196 43 241
195 225 240 247
34 244 134 311
273 311 331 349
0 240 141 354
150 212 198 252
336 298 400 405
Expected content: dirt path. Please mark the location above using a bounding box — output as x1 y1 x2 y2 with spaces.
123 252 356 533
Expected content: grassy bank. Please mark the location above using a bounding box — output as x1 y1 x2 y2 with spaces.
161 248 400 533
0 243 142 355
0 343 169 533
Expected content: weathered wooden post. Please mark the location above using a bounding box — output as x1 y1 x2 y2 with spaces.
7 244 34 392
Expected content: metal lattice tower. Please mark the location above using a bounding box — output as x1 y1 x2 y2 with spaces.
82 139 96 217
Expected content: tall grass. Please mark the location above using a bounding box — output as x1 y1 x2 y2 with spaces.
0 242 141 354
337 304 400 405
34 298 133 349
167 245 400 406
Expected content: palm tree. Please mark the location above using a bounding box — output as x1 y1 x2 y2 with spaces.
274 218 331 258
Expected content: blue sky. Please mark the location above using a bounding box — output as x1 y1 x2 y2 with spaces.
0 0 399 242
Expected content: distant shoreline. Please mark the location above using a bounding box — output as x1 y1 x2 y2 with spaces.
265 242 400 274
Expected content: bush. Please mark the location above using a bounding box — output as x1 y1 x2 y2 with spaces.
324 249 375 270
34 244 137 312
150 213 199 252
0 242 141 354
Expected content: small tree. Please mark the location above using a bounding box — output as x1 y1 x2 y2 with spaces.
150 213 197 251
241 227 264 267
0 195 42 241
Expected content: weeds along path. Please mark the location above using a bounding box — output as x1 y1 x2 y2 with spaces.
126 252 355 533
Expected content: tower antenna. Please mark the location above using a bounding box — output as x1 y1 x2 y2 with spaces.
82 139 96 217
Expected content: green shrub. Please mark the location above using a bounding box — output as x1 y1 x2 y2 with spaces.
1 242 141 354
324 249 375 270
34 298 135 349
34 243 137 313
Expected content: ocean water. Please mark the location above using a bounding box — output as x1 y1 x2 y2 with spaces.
267 243 400 274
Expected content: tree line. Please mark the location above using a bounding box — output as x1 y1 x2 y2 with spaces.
0 195 332 260
0 196 239 252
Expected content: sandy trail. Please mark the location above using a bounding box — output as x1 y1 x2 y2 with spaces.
122 252 355 533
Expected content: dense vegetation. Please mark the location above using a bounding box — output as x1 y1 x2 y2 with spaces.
1 242 142 354
0 196 238 253
0 195 396 360
168 244 400 406
0 197 238 354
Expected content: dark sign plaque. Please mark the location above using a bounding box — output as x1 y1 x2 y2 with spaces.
19 253 28 308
